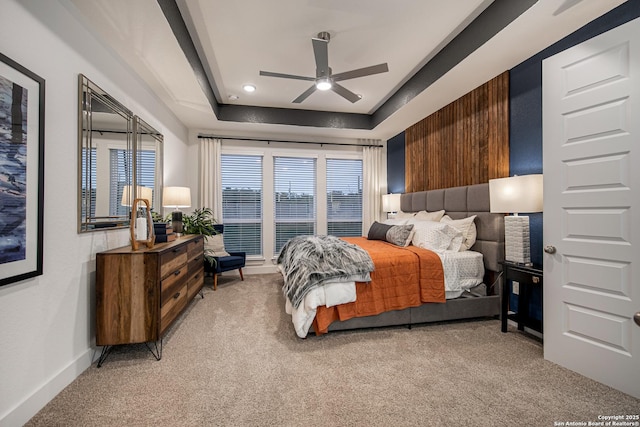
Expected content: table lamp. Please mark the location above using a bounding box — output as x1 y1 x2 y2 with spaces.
163 186 191 234
382 193 401 218
489 174 543 265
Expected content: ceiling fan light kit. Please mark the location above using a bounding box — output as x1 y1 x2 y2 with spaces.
315 77 332 91
260 31 388 104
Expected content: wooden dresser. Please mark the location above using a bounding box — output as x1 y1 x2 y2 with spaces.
95 235 204 364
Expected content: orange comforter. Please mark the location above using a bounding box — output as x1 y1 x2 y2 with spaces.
312 237 445 335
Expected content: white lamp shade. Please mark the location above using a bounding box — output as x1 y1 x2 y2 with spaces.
489 174 543 214
163 186 191 208
382 193 401 213
121 185 153 206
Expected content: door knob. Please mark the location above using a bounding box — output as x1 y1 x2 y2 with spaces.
634 312 640 327
544 245 556 254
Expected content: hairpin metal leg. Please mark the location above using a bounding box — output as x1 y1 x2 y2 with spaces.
145 340 163 361
97 346 112 368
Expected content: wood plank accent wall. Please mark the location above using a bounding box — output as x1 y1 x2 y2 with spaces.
405 71 510 192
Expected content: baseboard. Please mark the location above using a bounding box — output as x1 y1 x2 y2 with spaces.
0 348 94 427
243 265 279 275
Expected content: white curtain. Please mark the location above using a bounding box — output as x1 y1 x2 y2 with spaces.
362 141 384 235
199 137 223 222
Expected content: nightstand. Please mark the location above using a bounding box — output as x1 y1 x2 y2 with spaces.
501 261 543 336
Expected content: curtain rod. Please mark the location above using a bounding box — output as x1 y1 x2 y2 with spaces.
197 134 383 148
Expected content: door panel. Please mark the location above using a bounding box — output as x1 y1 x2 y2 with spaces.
543 17 639 398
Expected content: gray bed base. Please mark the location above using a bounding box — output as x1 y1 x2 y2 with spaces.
324 183 505 333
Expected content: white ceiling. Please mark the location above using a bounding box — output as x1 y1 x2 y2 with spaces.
68 0 627 142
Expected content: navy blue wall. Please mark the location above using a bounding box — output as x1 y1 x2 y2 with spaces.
386 132 406 193
386 1 639 323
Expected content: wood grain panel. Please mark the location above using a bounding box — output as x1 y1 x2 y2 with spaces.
405 71 509 192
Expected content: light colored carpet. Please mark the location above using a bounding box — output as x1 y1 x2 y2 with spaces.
26 273 639 426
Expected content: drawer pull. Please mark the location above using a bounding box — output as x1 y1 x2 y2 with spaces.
173 248 181 253
532 276 540 284
174 270 181 276
173 292 181 299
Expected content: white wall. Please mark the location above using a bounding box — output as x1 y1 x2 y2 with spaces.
0 1 189 425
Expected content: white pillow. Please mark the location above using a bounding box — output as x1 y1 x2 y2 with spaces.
205 234 230 257
411 221 464 252
395 211 416 220
414 209 445 222
383 218 409 225
440 215 477 251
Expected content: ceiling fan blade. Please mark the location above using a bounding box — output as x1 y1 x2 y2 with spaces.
260 70 315 81
312 38 330 76
331 83 361 103
332 63 389 82
292 85 317 103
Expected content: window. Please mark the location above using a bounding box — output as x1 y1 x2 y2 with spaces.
108 148 156 217
136 149 157 205
81 148 97 220
327 158 363 237
109 148 132 217
221 154 263 256
274 156 316 253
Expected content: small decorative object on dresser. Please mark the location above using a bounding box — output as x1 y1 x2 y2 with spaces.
95 234 205 366
129 198 155 250
153 222 176 243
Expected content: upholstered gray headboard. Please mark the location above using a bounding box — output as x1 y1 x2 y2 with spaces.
400 183 504 274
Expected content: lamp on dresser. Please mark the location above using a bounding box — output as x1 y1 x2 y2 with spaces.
163 186 191 235
489 174 543 265
382 193 401 218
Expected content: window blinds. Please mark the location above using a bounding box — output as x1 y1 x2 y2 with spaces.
221 154 263 256
274 156 316 253
326 158 363 237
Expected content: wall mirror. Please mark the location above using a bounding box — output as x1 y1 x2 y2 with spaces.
78 74 163 232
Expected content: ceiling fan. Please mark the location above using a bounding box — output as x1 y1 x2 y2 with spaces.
259 31 389 104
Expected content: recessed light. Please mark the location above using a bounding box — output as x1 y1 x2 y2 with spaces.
228 94 239 101
243 84 256 93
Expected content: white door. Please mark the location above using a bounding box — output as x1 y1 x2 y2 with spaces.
543 17 640 399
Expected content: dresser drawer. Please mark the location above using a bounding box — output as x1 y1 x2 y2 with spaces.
161 265 188 305
160 283 188 333
187 267 204 301
187 236 204 260
160 246 188 279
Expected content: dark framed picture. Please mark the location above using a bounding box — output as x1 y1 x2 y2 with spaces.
0 53 45 287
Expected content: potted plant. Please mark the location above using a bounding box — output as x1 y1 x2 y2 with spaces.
182 207 218 268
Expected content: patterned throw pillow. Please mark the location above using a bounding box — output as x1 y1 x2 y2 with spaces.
367 222 415 247
385 224 414 247
367 221 392 240
411 221 464 252
440 215 477 251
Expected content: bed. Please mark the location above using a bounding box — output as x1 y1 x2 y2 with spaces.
279 183 504 338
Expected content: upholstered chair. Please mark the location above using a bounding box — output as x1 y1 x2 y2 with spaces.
204 224 246 290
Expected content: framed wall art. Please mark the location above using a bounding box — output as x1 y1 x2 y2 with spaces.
0 52 45 287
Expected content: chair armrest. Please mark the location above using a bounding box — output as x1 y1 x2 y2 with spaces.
228 251 246 261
